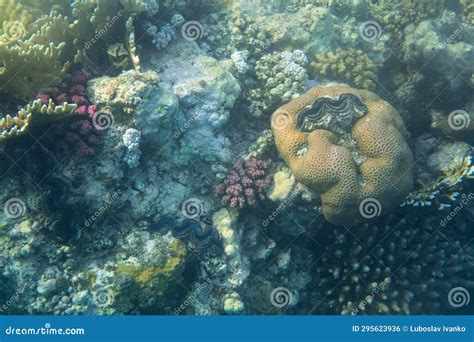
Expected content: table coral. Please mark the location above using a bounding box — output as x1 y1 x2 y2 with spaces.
272 85 414 225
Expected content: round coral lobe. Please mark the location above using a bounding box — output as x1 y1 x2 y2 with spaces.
272 85 414 226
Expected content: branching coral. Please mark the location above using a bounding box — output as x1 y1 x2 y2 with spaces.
0 0 155 97
37 70 101 159
0 99 76 142
272 85 413 225
310 48 377 90
312 214 474 315
214 157 271 209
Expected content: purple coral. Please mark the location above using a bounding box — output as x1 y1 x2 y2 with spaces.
214 157 271 209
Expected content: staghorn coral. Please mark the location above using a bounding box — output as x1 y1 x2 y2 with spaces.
310 48 377 90
272 85 414 226
312 213 474 315
0 99 76 142
214 157 271 209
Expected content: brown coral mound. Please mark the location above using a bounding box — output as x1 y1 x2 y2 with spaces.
271 85 414 225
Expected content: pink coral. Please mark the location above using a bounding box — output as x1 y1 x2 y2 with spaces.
37 70 101 159
214 157 271 209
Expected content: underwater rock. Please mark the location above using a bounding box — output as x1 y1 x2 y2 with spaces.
272 85 414 225
153 38 240 163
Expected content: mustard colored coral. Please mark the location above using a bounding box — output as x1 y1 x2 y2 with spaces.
0 99 76 142
310 48 377 90
271 85 414 225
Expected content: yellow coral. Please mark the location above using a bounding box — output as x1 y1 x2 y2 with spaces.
310 48 377 90
272 85 414 225
0 99 76 142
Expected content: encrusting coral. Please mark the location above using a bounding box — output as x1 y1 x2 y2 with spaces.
310 48 377 90
272 85 414 225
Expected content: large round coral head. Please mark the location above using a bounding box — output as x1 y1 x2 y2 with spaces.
272 85 414 226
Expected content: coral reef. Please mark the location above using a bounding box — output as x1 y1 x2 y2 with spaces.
272 85 414 225
0 99 76 142
250 50 308 117
310 48 377 90
214 158 271 209
122 128 141 168
311 214 473 315
0 0 472 318
145 13 185 49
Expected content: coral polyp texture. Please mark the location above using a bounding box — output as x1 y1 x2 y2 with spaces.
272 85 414 225
214 157 271 209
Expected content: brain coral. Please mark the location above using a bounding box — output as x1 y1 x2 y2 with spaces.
271 85 414 225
